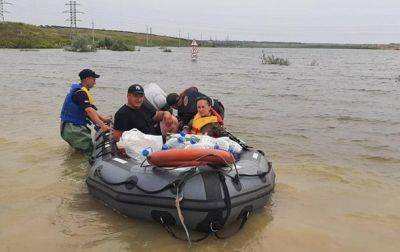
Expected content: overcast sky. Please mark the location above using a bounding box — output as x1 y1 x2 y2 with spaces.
3 0 400 43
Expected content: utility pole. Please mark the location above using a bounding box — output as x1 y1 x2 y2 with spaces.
149 27 152 46
187 32 190 40
63 1 83 41
91 19 94 44
146 26 149 47
178 29 181 47
0 0 12 22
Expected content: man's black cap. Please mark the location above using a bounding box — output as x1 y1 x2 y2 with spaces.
128 84 144 95
79 69 100 80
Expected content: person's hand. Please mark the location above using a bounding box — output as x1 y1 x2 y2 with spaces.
118 148 128 157
102 115 112 123
100 123 110 133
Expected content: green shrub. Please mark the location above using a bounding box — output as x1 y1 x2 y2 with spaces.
110 40 134 51
261 50 290 66
66 36 96 52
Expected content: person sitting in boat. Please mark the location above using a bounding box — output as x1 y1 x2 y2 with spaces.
166 87 225 129
113 84 179 142
188 96 226 137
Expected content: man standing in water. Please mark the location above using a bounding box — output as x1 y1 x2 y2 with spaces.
60 69 111 156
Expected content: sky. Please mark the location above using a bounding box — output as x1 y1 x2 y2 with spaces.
3 0 400 44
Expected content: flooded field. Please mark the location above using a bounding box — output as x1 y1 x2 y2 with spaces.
0 47 399 251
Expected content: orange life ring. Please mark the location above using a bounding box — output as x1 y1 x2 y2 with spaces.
147 149 234 167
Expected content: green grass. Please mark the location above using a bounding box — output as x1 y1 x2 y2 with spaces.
1 21 398 50
0 22 191 49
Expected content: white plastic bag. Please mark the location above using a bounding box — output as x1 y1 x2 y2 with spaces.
143 83 167 110
116 128 163 161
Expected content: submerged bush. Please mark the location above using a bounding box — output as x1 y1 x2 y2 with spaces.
97 37 134 51
261 50 290 66
110 40 135 51
65 36 96 52
97 37 113 49
163 48 172 52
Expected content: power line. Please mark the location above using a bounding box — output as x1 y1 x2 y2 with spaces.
0 0 12 22
63 1 83 39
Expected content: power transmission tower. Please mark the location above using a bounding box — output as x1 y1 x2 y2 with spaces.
63 1 83 40
0 0 12 22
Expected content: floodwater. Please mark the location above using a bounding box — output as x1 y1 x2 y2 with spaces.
0 47 399 251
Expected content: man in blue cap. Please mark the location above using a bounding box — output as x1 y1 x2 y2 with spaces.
60 69 111 156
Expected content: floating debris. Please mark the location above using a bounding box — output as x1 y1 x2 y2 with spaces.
310 59 318 66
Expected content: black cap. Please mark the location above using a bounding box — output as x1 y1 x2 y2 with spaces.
166 93 179 106
128 84 144 95
79 69 100 80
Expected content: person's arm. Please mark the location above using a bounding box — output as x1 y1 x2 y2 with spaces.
112 110 126 142
73 91 110 132
99 114 112 123
85 107 110 132
153 111 173 125
113 130 123 142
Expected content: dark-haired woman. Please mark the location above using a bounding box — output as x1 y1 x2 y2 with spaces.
188 97 225 137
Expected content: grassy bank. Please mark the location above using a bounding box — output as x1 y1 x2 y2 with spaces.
0 22 191 48
1 22 399 50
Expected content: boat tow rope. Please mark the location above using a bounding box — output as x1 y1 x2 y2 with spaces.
158 154 251 246
158 168 210 247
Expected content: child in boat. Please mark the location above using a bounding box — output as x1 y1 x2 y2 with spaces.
188 96 226 137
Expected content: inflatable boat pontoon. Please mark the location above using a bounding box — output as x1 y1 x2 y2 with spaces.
86 129 275 240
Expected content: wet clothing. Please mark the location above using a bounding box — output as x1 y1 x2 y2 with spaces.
114 104 161 135
60 83 96 155
60 122 93 156
176 88 225 126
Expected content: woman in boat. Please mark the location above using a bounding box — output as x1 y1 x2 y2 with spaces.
188 96 226 137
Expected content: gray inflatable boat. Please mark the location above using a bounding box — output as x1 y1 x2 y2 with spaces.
86 130 275 239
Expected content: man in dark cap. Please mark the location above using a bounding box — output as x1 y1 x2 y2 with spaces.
166 86 225 128
113 84 178 142
60 69 111 156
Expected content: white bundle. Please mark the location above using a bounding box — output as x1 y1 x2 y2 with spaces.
117 128 163 161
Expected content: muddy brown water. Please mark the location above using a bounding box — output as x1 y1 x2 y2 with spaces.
0 48 399 251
